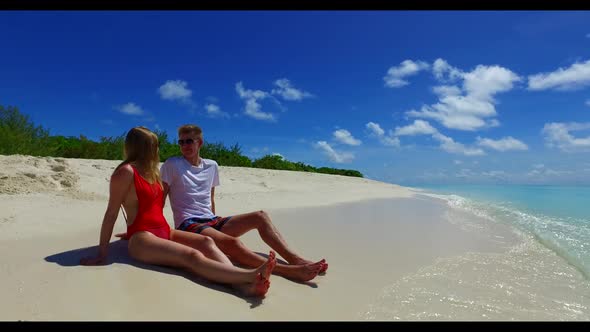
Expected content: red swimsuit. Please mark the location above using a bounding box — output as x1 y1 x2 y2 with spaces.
125 165 171 240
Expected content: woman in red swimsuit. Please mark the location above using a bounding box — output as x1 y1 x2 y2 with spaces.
80 127 275 297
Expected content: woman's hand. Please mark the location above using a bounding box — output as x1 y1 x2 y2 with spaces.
114 232 129 240
80 255 106 266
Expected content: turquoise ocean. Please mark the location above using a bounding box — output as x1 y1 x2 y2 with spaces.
364 184 590 320
419 184 590 279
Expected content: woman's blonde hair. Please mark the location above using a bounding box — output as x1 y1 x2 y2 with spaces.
115 126 162 188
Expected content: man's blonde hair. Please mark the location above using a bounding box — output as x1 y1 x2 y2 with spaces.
178 124 203 140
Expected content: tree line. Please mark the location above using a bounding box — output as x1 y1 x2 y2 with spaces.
0 105 363 178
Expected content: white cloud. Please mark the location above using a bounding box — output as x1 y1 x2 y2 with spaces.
407 104 490 131
476 136 529 151
463 65 521 100
384 60 429 88
158 80 192 102
432 133 485 156
528 59 590 91
586 99 590 107
456 168 476 178
369 115 494 157
433 85 462 97
365 122 400 147
394 120 437 136
366 122 385 136
527 164 573 178
545 169 573 176
481 170 506 178
542 122 590 152
271 78 313 101
587 33 590 38
527 169 541 176
205 104 230 119
117 102 144 115
314 141 354 163
368 120 485 155
271 153 284 159
432 58 462 82
236 81 268 99
407 61 520 131
436 95 496 116
245 99 274 121
333 129 362 146
235 82 275 121
381 135 401 147
454 160 463 165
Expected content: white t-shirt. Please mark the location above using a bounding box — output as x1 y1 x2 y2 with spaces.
160 156 220 228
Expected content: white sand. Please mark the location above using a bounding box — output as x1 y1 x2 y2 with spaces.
0 155 512 321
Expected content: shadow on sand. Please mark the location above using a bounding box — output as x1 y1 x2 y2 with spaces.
44 239 266 308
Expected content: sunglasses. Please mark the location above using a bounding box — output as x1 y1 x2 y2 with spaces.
178 138 196 146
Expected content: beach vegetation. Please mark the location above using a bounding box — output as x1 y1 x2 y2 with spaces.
0 105 363 178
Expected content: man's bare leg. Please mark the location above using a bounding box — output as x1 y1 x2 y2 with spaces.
200 227 324 281
220 210 328 272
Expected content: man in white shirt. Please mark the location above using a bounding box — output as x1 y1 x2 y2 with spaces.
160 124 327 282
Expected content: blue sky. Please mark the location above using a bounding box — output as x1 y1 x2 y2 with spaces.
2 11 590 185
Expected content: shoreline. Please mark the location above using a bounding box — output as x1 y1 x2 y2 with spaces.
1 196 511 320
1 155 588 320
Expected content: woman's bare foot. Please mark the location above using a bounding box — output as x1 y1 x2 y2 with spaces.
255 250 276 281
235 251 276 297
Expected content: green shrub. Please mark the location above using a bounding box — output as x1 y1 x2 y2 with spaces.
252 154 296 171
0 105 51 156
201 142 252 167
0 105 363 178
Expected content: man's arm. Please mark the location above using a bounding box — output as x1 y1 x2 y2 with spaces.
211 186 216 215
162 182 170 208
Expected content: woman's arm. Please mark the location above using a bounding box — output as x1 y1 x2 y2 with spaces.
81 164 133 265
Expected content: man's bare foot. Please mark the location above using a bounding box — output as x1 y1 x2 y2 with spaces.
275 260 324 282
290 257 329 274
236 251 276 297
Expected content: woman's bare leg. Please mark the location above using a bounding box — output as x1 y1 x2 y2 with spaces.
128 231 276 296
170 229 231 264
